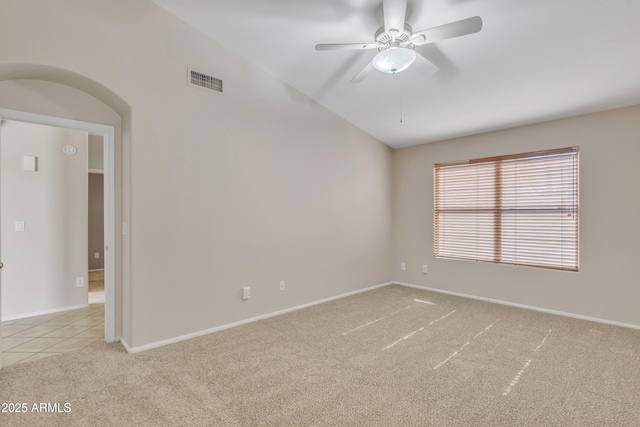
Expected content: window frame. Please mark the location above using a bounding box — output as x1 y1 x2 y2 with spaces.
434 147 579 272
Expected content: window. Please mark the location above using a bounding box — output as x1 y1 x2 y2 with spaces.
434 147 579 271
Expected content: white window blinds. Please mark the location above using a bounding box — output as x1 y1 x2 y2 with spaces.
434 147 579 271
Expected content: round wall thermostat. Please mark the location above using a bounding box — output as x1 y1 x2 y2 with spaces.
63 145 77 156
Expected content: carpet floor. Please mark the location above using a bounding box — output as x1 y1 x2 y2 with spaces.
0 285 638 426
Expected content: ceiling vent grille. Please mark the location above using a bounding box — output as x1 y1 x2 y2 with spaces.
188 67 223 94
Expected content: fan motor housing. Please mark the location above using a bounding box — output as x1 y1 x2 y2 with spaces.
375 24 413 46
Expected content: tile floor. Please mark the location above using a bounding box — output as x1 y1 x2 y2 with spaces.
88 270 105 304
1 273 105 368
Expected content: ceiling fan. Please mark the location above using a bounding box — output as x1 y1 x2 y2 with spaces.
315 0 482 83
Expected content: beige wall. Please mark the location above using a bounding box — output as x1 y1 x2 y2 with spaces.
87 136 104 270
393 105 640 327
88 135 104 171
0 0 393 348
88 173 104 271
0 120 88 319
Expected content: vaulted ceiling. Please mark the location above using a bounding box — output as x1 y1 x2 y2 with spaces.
153 0 640 148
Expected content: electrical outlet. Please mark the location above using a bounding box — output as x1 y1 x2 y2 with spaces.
280 281 285 291
76 277 85 288
401 263 406 271
94 252 100 259
422 264 428 274
242 286 250 300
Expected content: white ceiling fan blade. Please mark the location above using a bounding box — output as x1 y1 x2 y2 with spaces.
315 42 380 51
383 0 408 34
411 16 482 46
412 52 439 76
350 61 375 84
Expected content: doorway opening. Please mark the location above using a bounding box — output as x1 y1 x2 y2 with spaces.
0 109 115 368
88 135 105 306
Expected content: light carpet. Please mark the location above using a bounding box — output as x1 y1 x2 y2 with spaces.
0 285 638 426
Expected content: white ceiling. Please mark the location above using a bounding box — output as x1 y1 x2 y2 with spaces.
153 0 640 149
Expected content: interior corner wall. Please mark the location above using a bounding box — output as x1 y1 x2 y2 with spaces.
1 0 393 348
88 135 104 270
0 121 88 319
88 135 104 171
88 173 105 271
392 105 640 327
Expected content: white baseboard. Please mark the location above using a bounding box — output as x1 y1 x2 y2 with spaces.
120 337 132 352
122 281 394 354
1 303 90 322
395 281 640 331
88 268 105 272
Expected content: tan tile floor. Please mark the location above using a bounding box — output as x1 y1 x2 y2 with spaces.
1 275 105 368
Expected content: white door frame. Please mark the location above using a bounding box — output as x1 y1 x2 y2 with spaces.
0 108 116 343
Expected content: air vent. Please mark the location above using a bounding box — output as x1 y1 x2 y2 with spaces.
187 67 223 94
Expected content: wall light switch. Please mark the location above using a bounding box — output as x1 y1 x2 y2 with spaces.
95 252 100 259
23 155 37 172
15 221 25 232
401 263 406 271
242 286 250 300
422 264 428 274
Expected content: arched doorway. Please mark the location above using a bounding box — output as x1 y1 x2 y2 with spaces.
0 65 131 367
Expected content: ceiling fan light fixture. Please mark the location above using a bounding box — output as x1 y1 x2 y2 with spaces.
371 47 416 74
